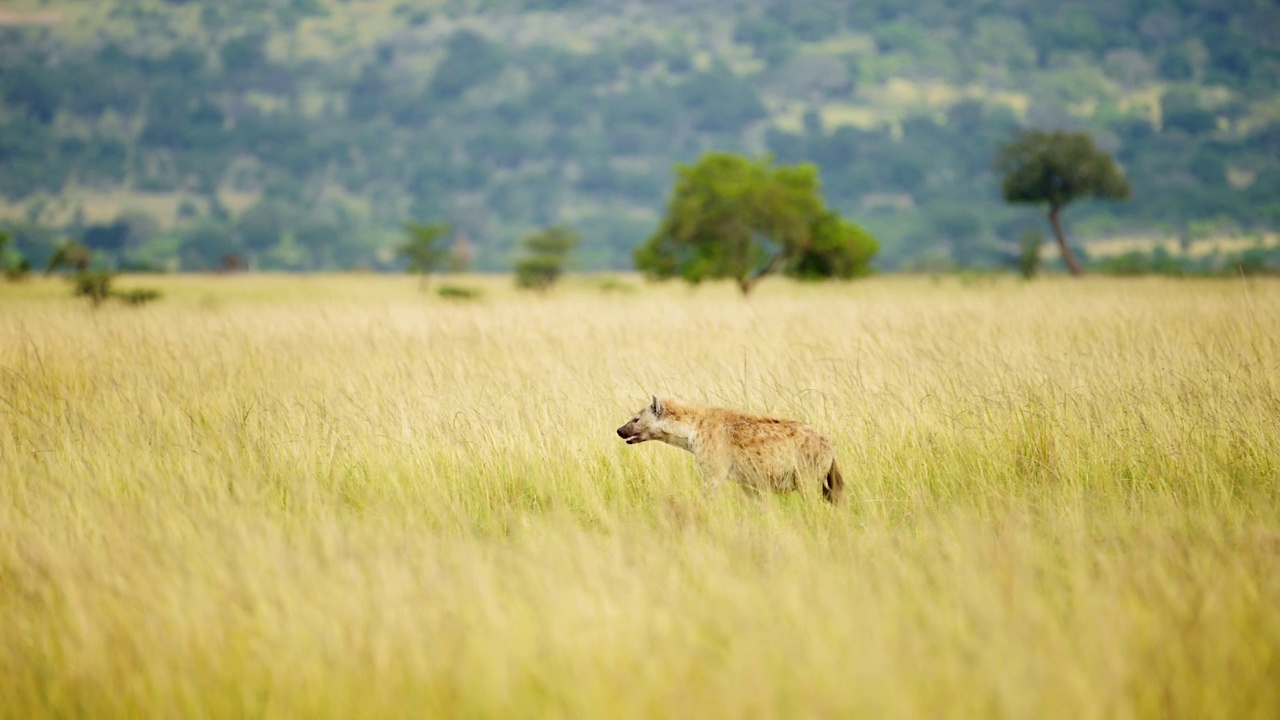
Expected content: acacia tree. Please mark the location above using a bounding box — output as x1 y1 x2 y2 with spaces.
515 224 578 291
45 239 92 275
996 130 1131 276
397 222 451 290
635 152 875 295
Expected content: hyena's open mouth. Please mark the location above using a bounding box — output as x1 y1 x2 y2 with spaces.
616 425 644 444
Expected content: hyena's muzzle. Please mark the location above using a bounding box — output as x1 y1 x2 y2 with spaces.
616 421 645 444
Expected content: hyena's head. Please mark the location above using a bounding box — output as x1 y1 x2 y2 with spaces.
616 395 669 445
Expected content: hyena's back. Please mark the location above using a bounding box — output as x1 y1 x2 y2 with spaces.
707 411 841 500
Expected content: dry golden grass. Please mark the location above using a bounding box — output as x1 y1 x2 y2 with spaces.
2 274 1278 719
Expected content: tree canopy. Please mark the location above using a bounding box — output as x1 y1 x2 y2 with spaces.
514 224 578 291
45 240 92 275
635 152 875 294
996 129 1130 275
398 222 451 289
785 211 878 281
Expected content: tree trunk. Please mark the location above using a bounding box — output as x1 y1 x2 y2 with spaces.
738 254 786 296
1047 205 1084 277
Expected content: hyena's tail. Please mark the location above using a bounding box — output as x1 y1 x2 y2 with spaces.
823 458 844 504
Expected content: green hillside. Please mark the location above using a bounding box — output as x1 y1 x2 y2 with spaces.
2 0 1278 271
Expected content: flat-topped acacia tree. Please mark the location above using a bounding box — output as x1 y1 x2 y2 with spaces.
996 130 1131 277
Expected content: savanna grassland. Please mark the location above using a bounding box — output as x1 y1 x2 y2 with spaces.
1 274 1278 719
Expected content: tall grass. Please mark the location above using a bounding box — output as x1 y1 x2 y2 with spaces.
2 274 1278 718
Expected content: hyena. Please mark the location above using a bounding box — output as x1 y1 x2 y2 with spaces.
616 396 843 503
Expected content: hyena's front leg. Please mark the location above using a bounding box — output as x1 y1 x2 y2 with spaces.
695 453 732 499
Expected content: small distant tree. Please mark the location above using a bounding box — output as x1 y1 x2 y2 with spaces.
46 239 92 275
397 222 451 290
636 152 877 294
996 129 1131 276
73 270 113 307
515 225 578 291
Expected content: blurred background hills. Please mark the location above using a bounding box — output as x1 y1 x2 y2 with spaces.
1 0 1277 271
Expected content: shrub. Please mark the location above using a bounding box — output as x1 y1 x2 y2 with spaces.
1094 248 1187 277
117 288 163 305
594 277 637 294
436 284 483 300
4 258 30 282
1228 246 1279 276
1016 228 1044 280
73 270 114 307
70 269 163 307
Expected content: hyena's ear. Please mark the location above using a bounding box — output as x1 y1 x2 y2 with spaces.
650 395 664 416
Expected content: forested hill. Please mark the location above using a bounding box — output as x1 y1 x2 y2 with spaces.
2 0 1278 271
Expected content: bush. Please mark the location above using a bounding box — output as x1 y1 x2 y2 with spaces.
73 270 114 307
1228 246 1280 276
1093 248 1187 277
1016 228 1044 280
70 269 163 307
4 257 30 281
117 288 163 305
436 284 483 300
594 277 636 294
1094 252 1146 276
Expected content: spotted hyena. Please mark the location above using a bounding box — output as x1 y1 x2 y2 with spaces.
616 396 843 503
